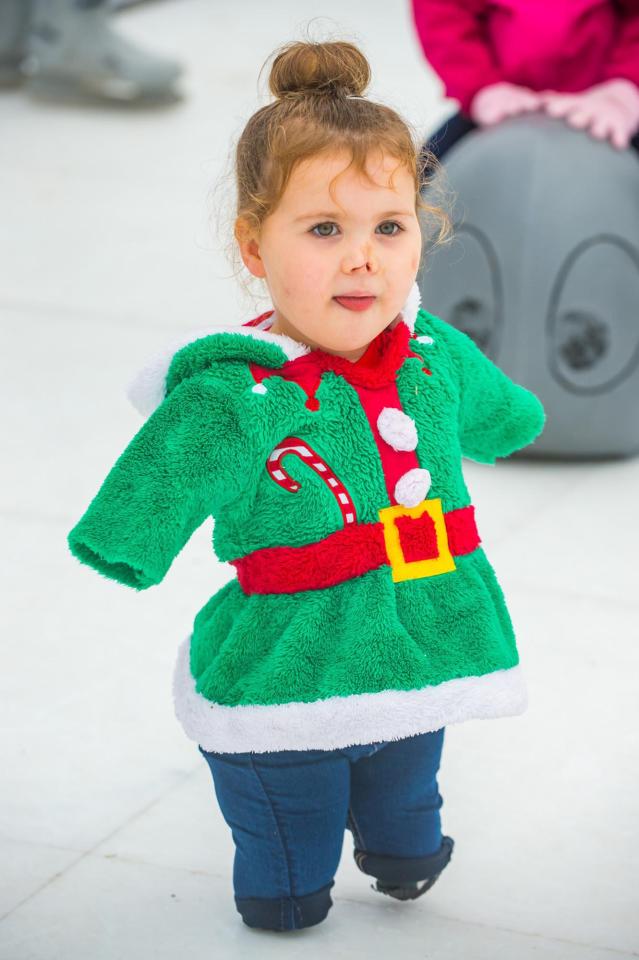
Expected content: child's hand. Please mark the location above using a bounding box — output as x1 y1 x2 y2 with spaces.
539 79 639 150
469 82 542 126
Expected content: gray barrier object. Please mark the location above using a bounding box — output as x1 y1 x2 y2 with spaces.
418 114 639 459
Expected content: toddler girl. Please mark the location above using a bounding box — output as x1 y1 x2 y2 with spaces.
67 39 546 933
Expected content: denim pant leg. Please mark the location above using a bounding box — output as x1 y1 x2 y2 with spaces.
347 729 454 884
198 744 354 931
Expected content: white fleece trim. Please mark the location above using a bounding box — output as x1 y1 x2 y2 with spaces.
125 323 309 417
172 635 527 754
394 467 432 507
126 283 423 417
396 280 421 335
377 407 418 451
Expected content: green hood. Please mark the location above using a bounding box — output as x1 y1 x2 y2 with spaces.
126 283 423 416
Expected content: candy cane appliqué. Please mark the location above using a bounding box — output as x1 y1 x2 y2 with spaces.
267 436 358 526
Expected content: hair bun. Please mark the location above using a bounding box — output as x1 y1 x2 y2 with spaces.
268 40 371 100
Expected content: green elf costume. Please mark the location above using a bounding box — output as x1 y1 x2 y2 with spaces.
67 284 545 754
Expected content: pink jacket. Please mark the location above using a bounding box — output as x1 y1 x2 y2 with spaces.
411 0 639 113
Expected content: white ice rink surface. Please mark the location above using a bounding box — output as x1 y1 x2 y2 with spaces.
1 1 638 957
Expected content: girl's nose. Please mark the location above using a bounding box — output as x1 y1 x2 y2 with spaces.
341 244 378 273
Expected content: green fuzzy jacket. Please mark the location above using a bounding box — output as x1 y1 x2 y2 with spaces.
67 287 545 753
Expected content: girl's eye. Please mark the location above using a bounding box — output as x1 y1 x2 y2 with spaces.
311 222 339 238
376 221 403 236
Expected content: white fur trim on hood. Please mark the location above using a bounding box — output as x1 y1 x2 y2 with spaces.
126 282 422 417
395 280 421 335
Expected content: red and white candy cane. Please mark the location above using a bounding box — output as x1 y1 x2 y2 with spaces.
266 436 358 526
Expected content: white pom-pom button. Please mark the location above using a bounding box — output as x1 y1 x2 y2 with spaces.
251 383 267 394
377 407 418 451
394 468 431 508
416 335 434 345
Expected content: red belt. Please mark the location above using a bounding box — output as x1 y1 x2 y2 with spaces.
230 498 480 595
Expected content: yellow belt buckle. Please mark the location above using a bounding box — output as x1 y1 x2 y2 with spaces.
379 497 456 583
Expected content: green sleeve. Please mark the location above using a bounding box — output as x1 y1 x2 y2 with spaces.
67 372 248 591
429 315 546 464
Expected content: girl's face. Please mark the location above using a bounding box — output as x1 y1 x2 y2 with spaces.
237 149 422 361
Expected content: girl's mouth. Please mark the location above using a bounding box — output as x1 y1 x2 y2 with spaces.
333 296 377 312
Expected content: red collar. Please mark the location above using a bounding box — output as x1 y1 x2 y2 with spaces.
247 315 423 410
256 316 419 387
326 320 415 387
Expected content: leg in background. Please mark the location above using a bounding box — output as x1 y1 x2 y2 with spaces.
22 0 182 103
347 728 454 901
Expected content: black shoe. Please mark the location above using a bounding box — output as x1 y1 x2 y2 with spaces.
373 871 443 901
360 835 455 901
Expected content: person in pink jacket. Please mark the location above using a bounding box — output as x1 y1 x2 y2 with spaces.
411 0 639 161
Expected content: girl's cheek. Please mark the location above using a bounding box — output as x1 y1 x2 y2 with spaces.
282 272 315 299
298 262 328 288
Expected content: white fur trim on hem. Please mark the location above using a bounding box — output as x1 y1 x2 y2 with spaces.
172 636 527 754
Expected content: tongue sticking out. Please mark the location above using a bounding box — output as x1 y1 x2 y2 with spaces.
334 296 376 312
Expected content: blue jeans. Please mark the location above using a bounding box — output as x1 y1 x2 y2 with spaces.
198 728 452 931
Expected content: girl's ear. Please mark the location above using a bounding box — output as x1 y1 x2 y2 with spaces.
235 218 267 279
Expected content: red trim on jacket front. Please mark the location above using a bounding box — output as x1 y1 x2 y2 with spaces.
247 319 427 505
349 378 421 506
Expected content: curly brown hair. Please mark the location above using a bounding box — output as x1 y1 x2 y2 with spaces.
225 38 450 292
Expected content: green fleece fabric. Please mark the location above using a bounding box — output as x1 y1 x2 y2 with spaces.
67 309 545 708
